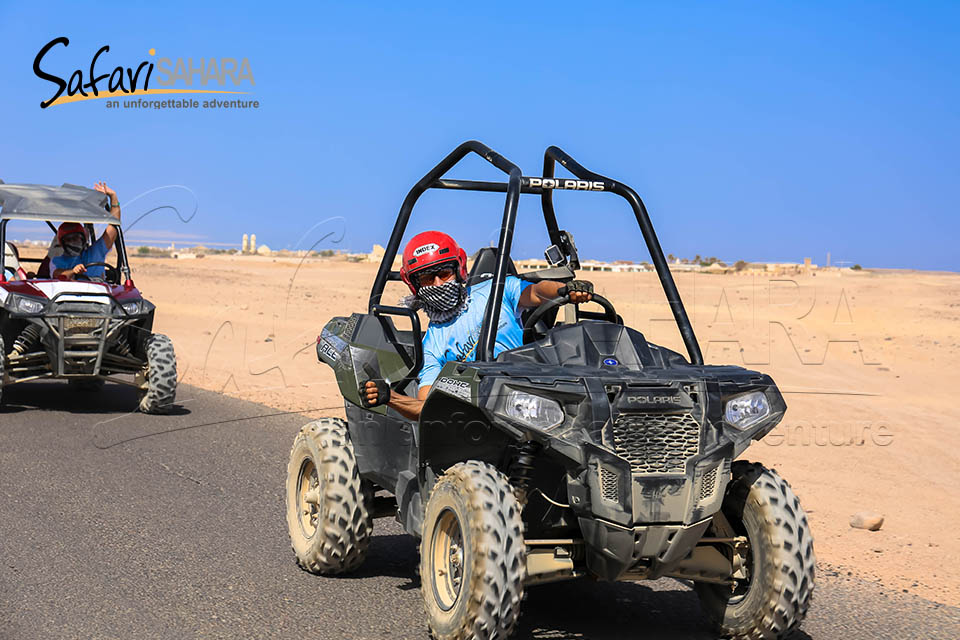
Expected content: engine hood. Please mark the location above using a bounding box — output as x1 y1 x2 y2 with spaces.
0 279 142 305
456 321 786 470
475 320 770 386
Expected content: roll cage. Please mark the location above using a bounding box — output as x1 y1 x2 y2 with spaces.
368 140 703 367
0 182 132 283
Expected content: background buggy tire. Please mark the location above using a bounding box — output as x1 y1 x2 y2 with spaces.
70 378 105 392
285 418 374 574
694 461 815 640
138 334 177 414
0 336 5 406
420 461 526 640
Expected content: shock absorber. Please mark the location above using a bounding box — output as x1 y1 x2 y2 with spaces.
12 324 42 355
508 441 541 504
113 332 132 357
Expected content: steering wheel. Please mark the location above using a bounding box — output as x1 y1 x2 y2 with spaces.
76 262 120 284
522 291 620 341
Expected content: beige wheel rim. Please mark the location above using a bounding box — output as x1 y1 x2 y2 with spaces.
296 457 320 539
430 507 465 611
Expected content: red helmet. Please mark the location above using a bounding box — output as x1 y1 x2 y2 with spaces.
57 222 85 243
400 231 467 294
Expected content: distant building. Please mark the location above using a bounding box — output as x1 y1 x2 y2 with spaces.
367 244 386 263
668 263 703 272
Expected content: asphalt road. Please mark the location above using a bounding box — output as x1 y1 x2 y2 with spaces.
1 383 958 640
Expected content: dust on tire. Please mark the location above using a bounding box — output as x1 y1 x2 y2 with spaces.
694 461 816 640
285 417 374 574
138 333 177 414
420 461 526 640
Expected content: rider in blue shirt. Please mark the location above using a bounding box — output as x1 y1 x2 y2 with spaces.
359 231 592 420
418 274 529 388
52 182 121 281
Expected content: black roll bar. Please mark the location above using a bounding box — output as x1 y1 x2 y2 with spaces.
369 140 521 362
1 219 9 278
541 146 703 365
367 140 703 367
114 228 132 282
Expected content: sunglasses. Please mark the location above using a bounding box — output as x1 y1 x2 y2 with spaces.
416 267 456 287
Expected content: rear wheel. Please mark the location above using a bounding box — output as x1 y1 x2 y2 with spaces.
285 418 374 574
420 461 526 640
694 461 815 640
138 334 177 414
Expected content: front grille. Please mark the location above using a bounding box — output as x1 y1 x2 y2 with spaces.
611 412 701 474
55 302 108 314
63 317 104 335
598 467 619 502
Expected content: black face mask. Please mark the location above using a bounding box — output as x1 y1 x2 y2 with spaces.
62 239 85 257
417 280 468 323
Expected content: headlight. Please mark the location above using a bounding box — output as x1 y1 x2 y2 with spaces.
724 391 770 430
120 300 142 315
11 294 45 315
502 388 565 430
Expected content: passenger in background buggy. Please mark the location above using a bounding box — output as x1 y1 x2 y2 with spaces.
52 181 121 281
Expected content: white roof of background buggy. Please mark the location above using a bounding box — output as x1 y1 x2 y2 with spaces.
0 181 119 225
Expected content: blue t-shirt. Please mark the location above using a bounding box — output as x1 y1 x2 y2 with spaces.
419 276 531 388
51 237 110 278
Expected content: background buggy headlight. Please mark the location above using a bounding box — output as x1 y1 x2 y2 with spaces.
11 294 45 314
121 301 142 315
502 389 564 430
725 391 770 430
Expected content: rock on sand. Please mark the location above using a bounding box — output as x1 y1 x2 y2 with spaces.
851 512 885 531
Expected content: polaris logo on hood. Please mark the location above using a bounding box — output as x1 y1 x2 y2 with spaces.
615 387 693 412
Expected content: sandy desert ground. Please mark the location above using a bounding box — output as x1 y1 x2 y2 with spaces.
75 254 960 606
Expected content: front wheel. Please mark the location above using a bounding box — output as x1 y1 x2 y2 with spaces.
285 418 373 574
694 461 816 640
420 461 526 640
138 334 177 414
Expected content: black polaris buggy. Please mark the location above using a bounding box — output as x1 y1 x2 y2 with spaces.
0 182 177 413
285 142 814 639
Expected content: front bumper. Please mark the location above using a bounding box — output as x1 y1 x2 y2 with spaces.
567 438 732 580
4 298 150 381
577 516 713 581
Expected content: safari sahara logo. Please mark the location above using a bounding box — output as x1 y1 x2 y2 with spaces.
33 37 256 108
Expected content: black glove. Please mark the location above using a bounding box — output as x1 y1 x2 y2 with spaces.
359 379 390 408
557 280 594 297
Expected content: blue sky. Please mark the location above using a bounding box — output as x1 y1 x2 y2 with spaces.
0 1 957 270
